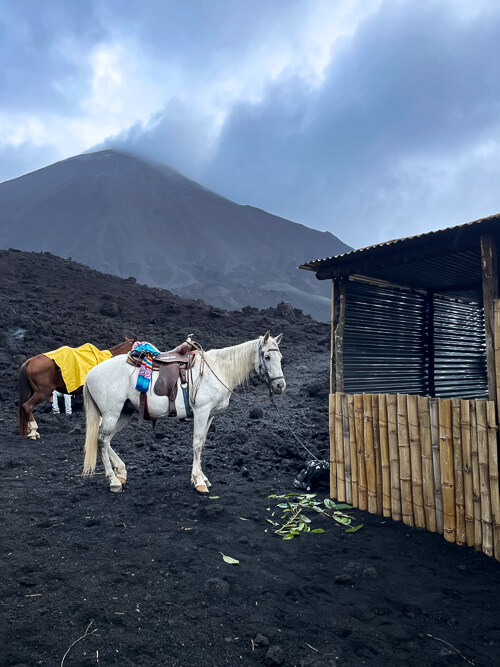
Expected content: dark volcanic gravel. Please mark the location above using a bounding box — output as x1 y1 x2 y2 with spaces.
0 249 499 667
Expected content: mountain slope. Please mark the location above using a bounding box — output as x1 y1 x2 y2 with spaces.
0 150 350 319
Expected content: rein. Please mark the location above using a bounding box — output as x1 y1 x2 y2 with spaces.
189 339 276 403
269 396 320 461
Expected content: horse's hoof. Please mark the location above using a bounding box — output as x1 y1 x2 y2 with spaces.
116 476 126 485
110 482 123 493
28 435 39 441
195 484 209 494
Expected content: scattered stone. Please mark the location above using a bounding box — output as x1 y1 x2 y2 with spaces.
253 633 270 647
264 645 284 665
203 578 229 598
249 407 264 419
100 300 120 317
276 302 295 321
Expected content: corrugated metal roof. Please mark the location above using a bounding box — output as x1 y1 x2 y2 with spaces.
300 213 500 271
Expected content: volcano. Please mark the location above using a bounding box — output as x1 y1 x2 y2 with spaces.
0 150 350 320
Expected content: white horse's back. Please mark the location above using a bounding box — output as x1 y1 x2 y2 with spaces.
85 355 134 411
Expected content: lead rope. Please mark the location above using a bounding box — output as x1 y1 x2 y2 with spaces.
269 395 321 461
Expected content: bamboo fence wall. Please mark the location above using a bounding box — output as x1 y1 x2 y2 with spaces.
329 393 500 561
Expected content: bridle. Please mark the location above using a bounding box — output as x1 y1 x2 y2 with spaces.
258 343 285 394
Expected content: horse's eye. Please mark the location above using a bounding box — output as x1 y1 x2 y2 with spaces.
265 354 271 360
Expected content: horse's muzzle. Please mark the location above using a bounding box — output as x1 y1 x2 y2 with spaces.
271 378 286 395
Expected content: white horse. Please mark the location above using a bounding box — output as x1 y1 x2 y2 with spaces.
82 332 285 493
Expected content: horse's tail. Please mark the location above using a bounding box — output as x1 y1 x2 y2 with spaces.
83 383 101 475
18 362 32 437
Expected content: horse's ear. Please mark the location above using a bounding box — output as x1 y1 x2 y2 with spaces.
263 331 270 343
275 333 283 345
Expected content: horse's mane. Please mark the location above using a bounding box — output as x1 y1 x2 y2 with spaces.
205 339 258 390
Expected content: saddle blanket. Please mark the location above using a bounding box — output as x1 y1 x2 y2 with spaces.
45 343 112 393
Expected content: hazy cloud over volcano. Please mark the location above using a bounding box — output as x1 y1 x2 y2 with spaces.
1 0 499 248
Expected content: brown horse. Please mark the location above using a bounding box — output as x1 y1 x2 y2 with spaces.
18 338 137 439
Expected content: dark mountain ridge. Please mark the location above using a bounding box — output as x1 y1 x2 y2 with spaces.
0 150 350 320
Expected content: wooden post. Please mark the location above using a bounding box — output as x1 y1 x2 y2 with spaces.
363 394 377 513
371 394 383 515
439 399 455 542
330 280 335 394
387 394 401 521
329 393 337 499
461 400 474 547
481 234 498 404
408 395 425 528
476 400 493 556
379 395 392 518
354 394 367 511
348 395 358 507
494 299 500 423
419 396 436 532
486 401 500 560
335 392 345 502
452 399 466 546
430 398 444 534
342 394 352 505
334 279 346 393
397 394 414 526
470 401 482 550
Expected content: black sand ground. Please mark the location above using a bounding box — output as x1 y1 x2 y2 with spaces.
0 249 499 667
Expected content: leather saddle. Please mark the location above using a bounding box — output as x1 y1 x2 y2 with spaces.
128 340 196 419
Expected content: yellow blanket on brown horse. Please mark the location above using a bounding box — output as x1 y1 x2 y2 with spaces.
45 343 112 393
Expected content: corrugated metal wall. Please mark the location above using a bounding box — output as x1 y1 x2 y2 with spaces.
434 296 487 398
343 281 428 394
342 279 487 399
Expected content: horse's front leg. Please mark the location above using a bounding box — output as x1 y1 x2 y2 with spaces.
191 412 213 494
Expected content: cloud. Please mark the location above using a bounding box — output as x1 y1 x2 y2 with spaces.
2 0 500 249
0 1 105 113
196 1 500 247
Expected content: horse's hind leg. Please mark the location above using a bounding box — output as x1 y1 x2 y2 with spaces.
109 409 134 485
23 392 47 439
109 447 127 485
99 436 123 493
100 410 133 492
23 394 47 440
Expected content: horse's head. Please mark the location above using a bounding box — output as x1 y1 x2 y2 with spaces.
257 331 286 395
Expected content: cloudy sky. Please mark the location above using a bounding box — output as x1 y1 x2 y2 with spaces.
1 0 499 249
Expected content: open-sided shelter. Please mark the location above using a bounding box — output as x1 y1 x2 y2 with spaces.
300 215 500 560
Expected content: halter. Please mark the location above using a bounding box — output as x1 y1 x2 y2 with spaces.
258 343 285 393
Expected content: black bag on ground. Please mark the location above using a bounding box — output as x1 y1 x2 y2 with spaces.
293 459 329 492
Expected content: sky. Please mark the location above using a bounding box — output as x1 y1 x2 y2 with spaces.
1 0 500 250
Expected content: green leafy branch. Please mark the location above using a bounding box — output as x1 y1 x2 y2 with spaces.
267 493 363 540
